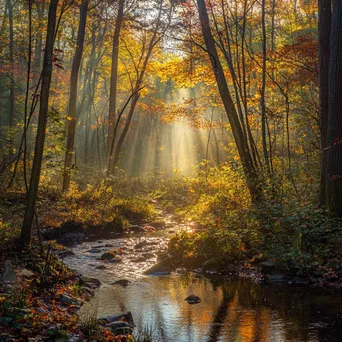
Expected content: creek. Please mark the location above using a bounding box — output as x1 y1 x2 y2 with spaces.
63 219 342 342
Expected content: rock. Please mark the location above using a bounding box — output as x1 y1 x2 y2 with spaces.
202 257 223 272
132 256 147 263
58 250 75 257
79 276 101 288
101 312 134 325
112 279 131 287
269 274 286 282
88 249 100 253
129 225 145 233
150 221 165 229
288 277 309 286
100 251 117 260
1 262 17 283
59 294 83 306
143 257 174 275
1 262 34 285
142 253 155 260
168 230 176 234
134 240 148 249
260 261 283 275
106 321 133 335
185 295 201 304
96 265 107 270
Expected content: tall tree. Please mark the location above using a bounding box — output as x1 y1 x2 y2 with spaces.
20 0 59 246
107 0 125 169
326 0 342 217
63 0 89 191
196 0 261 202
318 0 331 205
7 0 14 129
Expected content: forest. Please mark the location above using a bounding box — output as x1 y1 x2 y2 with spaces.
0 0 341 341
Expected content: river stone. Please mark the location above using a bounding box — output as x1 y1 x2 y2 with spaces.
143 257 174 275
134 240 148 249
112 279 131 287
202 257 224 272
59 294 83 306
96 265 107 270
79 276 101 288
106 321 133 334
101 312 134 325
185 295 201 304
260 261 282 275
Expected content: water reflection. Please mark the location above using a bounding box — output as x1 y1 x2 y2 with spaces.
81 274 342 342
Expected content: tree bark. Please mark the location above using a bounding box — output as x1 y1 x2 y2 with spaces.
260 0 269 172
63 0 89 191
20 0 59 246
107 0 125 166
196 0 261 202
7 0 15 129
318 0 331 205
326 0 342 217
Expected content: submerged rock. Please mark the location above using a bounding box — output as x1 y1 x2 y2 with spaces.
134 240 148 249
185 295 201 304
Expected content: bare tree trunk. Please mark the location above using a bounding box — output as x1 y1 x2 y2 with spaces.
318 0 331 205
107 0 125 165
196 0 262 202
20 0 59 246
326 0 342 217
63 0 89 191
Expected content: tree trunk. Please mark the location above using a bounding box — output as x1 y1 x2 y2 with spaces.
260 0 269 172
20 0 59 246
63 0 89 191
196 0 261 202
107 0 125 166
326 0 342 217
318 0 331 205
7 0 15 129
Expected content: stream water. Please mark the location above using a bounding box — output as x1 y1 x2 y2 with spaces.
63 222 342 342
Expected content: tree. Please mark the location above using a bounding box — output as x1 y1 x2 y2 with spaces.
107 0 125 169
318 0 331 205
20 0 59 246
196 0 262 202
63 0 89 191
326 0 342 217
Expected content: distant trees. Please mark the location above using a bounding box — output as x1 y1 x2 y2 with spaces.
20 0 59 246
